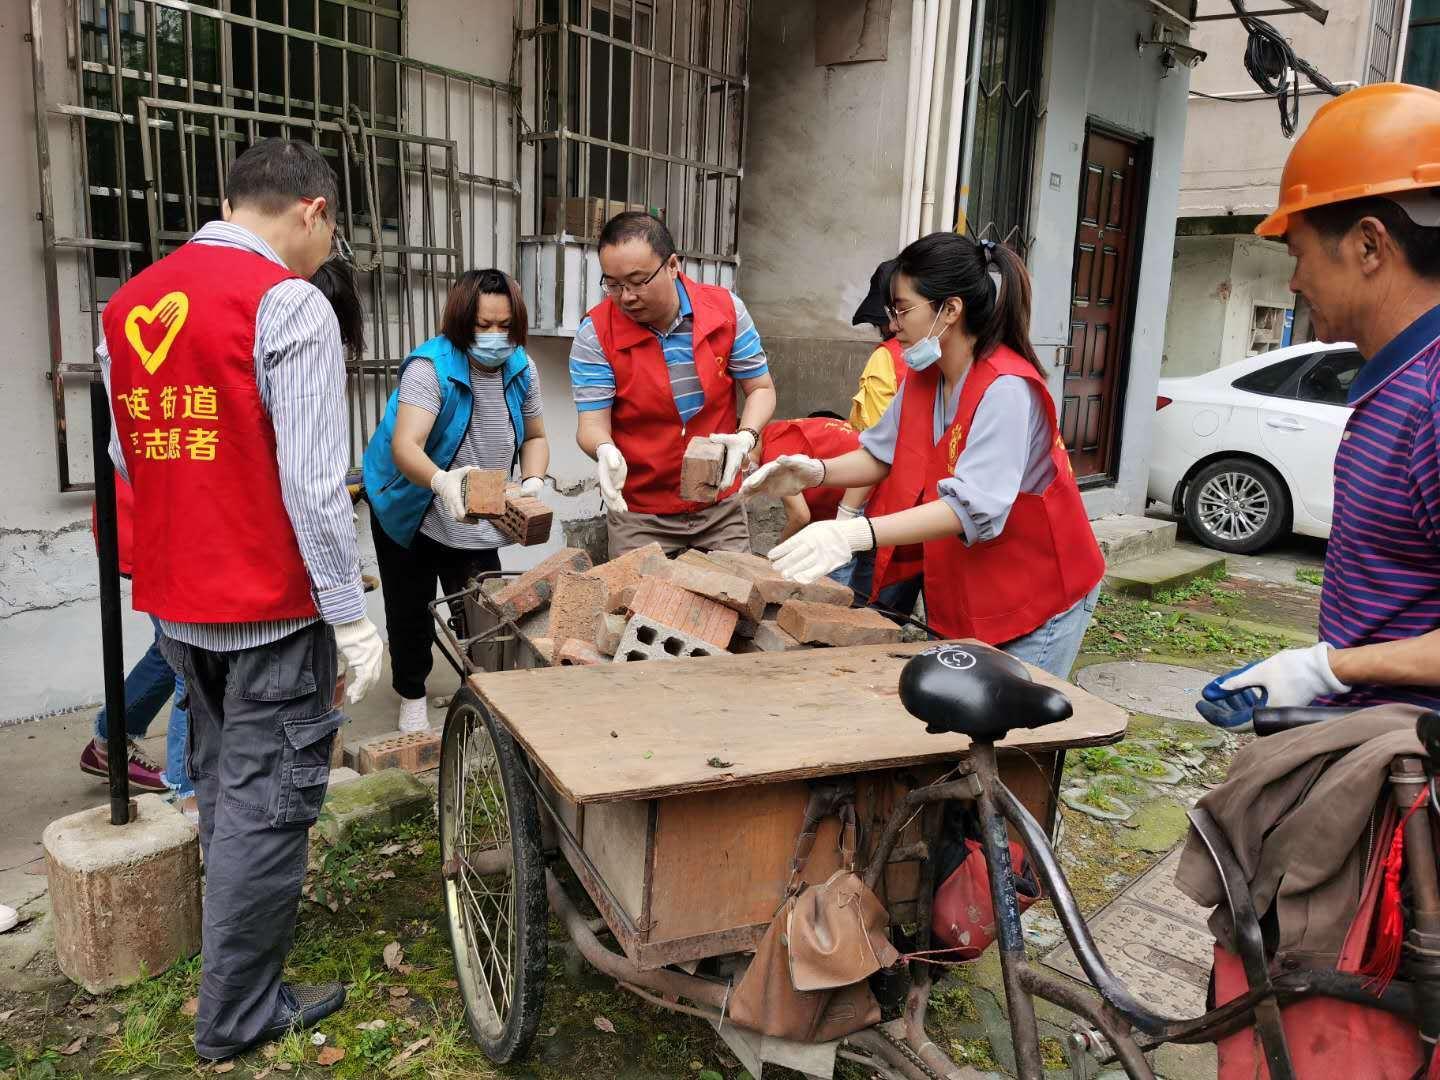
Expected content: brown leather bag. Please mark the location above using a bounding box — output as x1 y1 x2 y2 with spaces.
728 784 892 1042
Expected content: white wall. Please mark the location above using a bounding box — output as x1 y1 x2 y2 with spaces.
1163 234 1295 378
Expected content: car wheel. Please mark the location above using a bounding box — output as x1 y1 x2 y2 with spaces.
1183 457 1290 554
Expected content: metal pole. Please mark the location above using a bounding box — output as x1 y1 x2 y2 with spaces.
90 379 131 827
954 0 987 235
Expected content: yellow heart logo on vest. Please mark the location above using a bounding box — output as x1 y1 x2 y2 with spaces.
124 292 190 375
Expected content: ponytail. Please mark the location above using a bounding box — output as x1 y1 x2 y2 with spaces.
893 232 1045 376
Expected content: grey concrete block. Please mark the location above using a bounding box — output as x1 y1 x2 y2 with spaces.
313 768 432 845
1103 548 1227 599
612 613 731 663
1091 514 1177 566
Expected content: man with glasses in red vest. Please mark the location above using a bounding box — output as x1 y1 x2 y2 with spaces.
569 212 777 556
101 138 383 1060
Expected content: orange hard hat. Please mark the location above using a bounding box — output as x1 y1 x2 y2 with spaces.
1255 83 1440 237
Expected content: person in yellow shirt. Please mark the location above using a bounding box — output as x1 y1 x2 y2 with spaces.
848 258 908 431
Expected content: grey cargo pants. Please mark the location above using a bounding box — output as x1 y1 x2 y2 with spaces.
160 621 342 1060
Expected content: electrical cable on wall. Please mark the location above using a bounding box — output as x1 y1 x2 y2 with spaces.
1228 0 1345 136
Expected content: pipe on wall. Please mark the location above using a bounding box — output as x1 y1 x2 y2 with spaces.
918 0 953 235
898 0 927 246
938 0 973 234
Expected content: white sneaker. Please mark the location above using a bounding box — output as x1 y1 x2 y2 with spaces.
397 697 430 734
0 904 18 934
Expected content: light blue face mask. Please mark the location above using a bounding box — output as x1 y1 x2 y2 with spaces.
901 306 947 373
468 332 514 369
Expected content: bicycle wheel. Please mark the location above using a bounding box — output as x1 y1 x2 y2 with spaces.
439 686 547 1063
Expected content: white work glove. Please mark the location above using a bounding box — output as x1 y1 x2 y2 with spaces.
596 443 629 514
333 617 384 705
769 517 875 584
518 476 545 498
430 466 473 522
1217 643 1350 710
740 454 826 501
707 430 758 490
835 502 865 520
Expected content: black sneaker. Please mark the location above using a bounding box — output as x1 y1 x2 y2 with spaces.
197 982 347 1061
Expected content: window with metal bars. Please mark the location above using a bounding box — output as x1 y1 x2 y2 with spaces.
960 0 1046 256
515 0 750 333
1404 0 1440 88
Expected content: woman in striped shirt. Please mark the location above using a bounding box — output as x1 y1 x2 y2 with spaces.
363 270 548 733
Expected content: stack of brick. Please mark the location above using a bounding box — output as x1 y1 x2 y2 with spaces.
495 484 554 546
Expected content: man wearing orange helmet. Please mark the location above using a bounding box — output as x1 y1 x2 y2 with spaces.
1200 83 1440 729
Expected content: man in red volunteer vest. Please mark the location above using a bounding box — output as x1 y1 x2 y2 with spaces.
742 232 1105 679
569 213 777 555
102 138 384 1060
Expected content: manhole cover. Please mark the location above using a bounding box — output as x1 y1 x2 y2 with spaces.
1076 662 1213 721
1042 847 1212 1015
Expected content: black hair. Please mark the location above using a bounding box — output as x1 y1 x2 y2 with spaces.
440 268 529 355
1304 194 1440 281
308 260 365 360
807 410 846 421
892 232 1045 375
598 211 677 262
226 138 338 216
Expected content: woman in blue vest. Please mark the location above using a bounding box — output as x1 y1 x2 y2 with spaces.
364 269 548 733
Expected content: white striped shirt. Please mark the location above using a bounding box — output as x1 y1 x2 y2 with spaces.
101 221 365 652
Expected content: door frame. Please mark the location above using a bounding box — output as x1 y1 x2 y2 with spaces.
1067 117 1153 487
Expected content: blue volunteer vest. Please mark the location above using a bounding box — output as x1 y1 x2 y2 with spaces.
363 335 532 547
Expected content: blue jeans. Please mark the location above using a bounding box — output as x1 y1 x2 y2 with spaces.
94 616 192 796
999 584 1101 679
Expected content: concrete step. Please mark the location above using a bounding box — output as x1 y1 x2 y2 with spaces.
1103 547 1227 599
1092 514 1177 567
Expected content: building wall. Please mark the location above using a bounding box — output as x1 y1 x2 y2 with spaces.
1179 1 1375 218
1163 235 1297 378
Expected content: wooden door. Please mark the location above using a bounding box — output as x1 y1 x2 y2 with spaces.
1064 126 1145 480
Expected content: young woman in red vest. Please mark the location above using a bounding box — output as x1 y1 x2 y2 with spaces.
742 232 1105 678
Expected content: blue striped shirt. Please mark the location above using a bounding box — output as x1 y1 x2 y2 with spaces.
100 221 364 652
569 280 767 421
1317 303 1440 711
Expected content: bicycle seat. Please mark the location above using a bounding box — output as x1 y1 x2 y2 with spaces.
899 643 1073 741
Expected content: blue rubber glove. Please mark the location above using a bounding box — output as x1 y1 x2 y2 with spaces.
1197 661 1266 732
1195 644 1349 733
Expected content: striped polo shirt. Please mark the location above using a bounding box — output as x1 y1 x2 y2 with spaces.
569 279 768 421
1318 302 1440 710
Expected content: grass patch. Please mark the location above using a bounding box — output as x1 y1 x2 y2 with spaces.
1296 567 1324 587
1083 590 1293 665
1152 569 1236 611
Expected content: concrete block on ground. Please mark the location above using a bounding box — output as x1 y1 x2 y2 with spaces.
492 547 593 622
626 577 738 648
328 766 361 787
1091 514 1177 567
654 558 764 621
777 599 902 646
701 549 853 607
584 541 667 611
557 639 606 666
314 768 432 845
43 793 201 994
550 571 608 660
1104 548 1227 599
352 729 442 775
614 613 731 662
596 613 628 656
463 469 508 518
495 493 554 546
751 620 804 652
680 436 725 501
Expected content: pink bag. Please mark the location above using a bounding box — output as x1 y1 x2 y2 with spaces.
930 839 1041 959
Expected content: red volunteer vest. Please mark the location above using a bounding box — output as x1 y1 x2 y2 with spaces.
590 276 739 515
882 338 908 390
761 417 861 522
103 243 318 622
868 346 1105 643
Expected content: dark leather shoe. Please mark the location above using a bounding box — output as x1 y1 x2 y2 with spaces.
195 982 347 1062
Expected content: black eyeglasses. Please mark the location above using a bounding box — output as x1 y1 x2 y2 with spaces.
600 262 667 298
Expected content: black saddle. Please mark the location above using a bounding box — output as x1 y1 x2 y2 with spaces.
899 643 1073 742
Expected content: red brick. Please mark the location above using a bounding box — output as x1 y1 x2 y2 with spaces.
776 599 902 646
496 494 553 546
549 572 608 661
463 469 507 518
653 559 764 622
354 729 443 775
596 613 628 656
700 549 854 607
491 548 593 622
583 541 667 612
751 620 804 652
556 639 606 666
625 576 738 648
680 436 725 501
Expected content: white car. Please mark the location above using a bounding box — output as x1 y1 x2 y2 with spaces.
1148 341 1364 554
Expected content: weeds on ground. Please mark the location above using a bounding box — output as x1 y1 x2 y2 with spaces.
1083 590 1292 665
1296 566 1324 587
1153 569 1239 613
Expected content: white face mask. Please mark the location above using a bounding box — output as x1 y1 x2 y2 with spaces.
901 306 947 373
